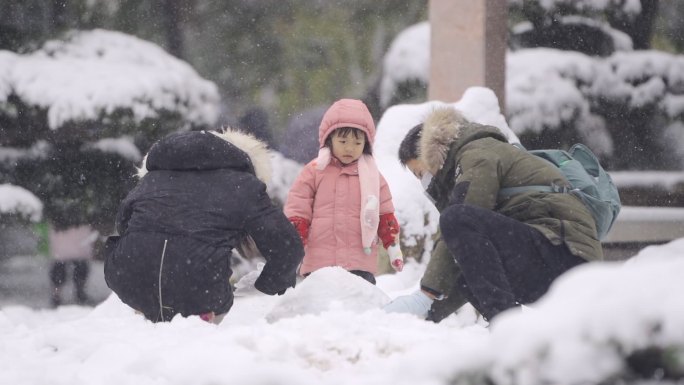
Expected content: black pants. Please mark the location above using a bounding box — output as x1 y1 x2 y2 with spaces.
105 233 234 323
349 270 376 285
439 204 585 321
49 260 90 302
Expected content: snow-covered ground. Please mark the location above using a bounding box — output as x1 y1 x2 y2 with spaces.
1 239 683 385
2 83 682 385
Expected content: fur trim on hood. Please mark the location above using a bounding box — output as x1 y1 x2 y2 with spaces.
211 129 272 183
419 107 469 174
137 129 272 184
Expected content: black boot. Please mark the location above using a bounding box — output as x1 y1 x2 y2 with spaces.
73 260 91 305
49 262 66 308
50 288 62 308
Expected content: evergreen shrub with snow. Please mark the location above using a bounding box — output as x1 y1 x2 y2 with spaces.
379 1 684 171
0 29 220 232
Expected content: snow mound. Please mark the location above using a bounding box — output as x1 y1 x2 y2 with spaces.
487 245 684 385
266 267 391 322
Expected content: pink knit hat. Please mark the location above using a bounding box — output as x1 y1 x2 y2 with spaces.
315 99 380 254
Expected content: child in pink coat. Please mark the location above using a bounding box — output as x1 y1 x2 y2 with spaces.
284 99 403 284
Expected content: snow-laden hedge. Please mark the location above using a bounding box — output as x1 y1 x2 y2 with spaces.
0 29 221 231
0 29 219 135
379 21 684 169
0 183 42 222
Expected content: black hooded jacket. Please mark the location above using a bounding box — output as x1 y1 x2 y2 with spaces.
104 130 304 322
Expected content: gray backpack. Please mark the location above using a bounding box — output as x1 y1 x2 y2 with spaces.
499 143 621 240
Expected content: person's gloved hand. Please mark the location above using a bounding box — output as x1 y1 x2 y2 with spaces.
233 262 265 297
377 213 399 249
387 243 404 272
289 216 310 246
382 290 434 318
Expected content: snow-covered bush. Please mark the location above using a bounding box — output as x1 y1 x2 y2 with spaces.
507 0 642 15
0 29 220 231
508 48 684 169
0 183 42 223
0 183 42 259
379 17 684 170
0 28 220 148
379 22 429 110
509 15 633 56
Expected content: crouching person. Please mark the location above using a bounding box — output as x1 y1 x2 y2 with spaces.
384 108 602 322
104 129 304 323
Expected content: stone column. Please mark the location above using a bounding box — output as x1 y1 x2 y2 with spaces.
429 0 508 111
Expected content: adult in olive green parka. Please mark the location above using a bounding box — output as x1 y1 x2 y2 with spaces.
384 107 603 322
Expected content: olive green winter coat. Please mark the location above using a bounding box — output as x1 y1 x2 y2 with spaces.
417 108 603 321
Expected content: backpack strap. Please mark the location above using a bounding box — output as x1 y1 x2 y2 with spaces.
498 183 575 200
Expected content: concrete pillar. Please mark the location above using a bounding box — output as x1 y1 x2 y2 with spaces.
429 0 508 111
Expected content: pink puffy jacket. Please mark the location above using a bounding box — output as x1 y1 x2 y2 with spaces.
285 158 394 275
284 99 394 275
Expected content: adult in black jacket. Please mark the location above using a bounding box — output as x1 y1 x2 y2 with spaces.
104 129 304 323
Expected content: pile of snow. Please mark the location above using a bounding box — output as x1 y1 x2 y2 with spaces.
0 29 220 130
489 240 684 384
374 87 518 252
266 267 390 322
1 239 684 384
0 184 42 222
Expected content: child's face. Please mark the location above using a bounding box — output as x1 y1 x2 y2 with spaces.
331 129 366 164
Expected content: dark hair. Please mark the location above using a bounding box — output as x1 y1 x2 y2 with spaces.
324 126 372 155
398 123 423 166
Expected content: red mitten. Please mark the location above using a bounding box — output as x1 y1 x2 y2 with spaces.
289 216 310 246
378 213 400 249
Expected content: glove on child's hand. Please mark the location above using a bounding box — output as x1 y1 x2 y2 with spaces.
387 243 404 272
382 290 433 319
289 216 310 246
377 213 399 249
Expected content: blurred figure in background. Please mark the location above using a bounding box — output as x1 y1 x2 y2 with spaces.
278 106 326 164
238 107 276 149
48 224 99 307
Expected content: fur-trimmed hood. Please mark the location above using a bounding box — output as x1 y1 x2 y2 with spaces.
419 108 506 174
137 129 272 183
